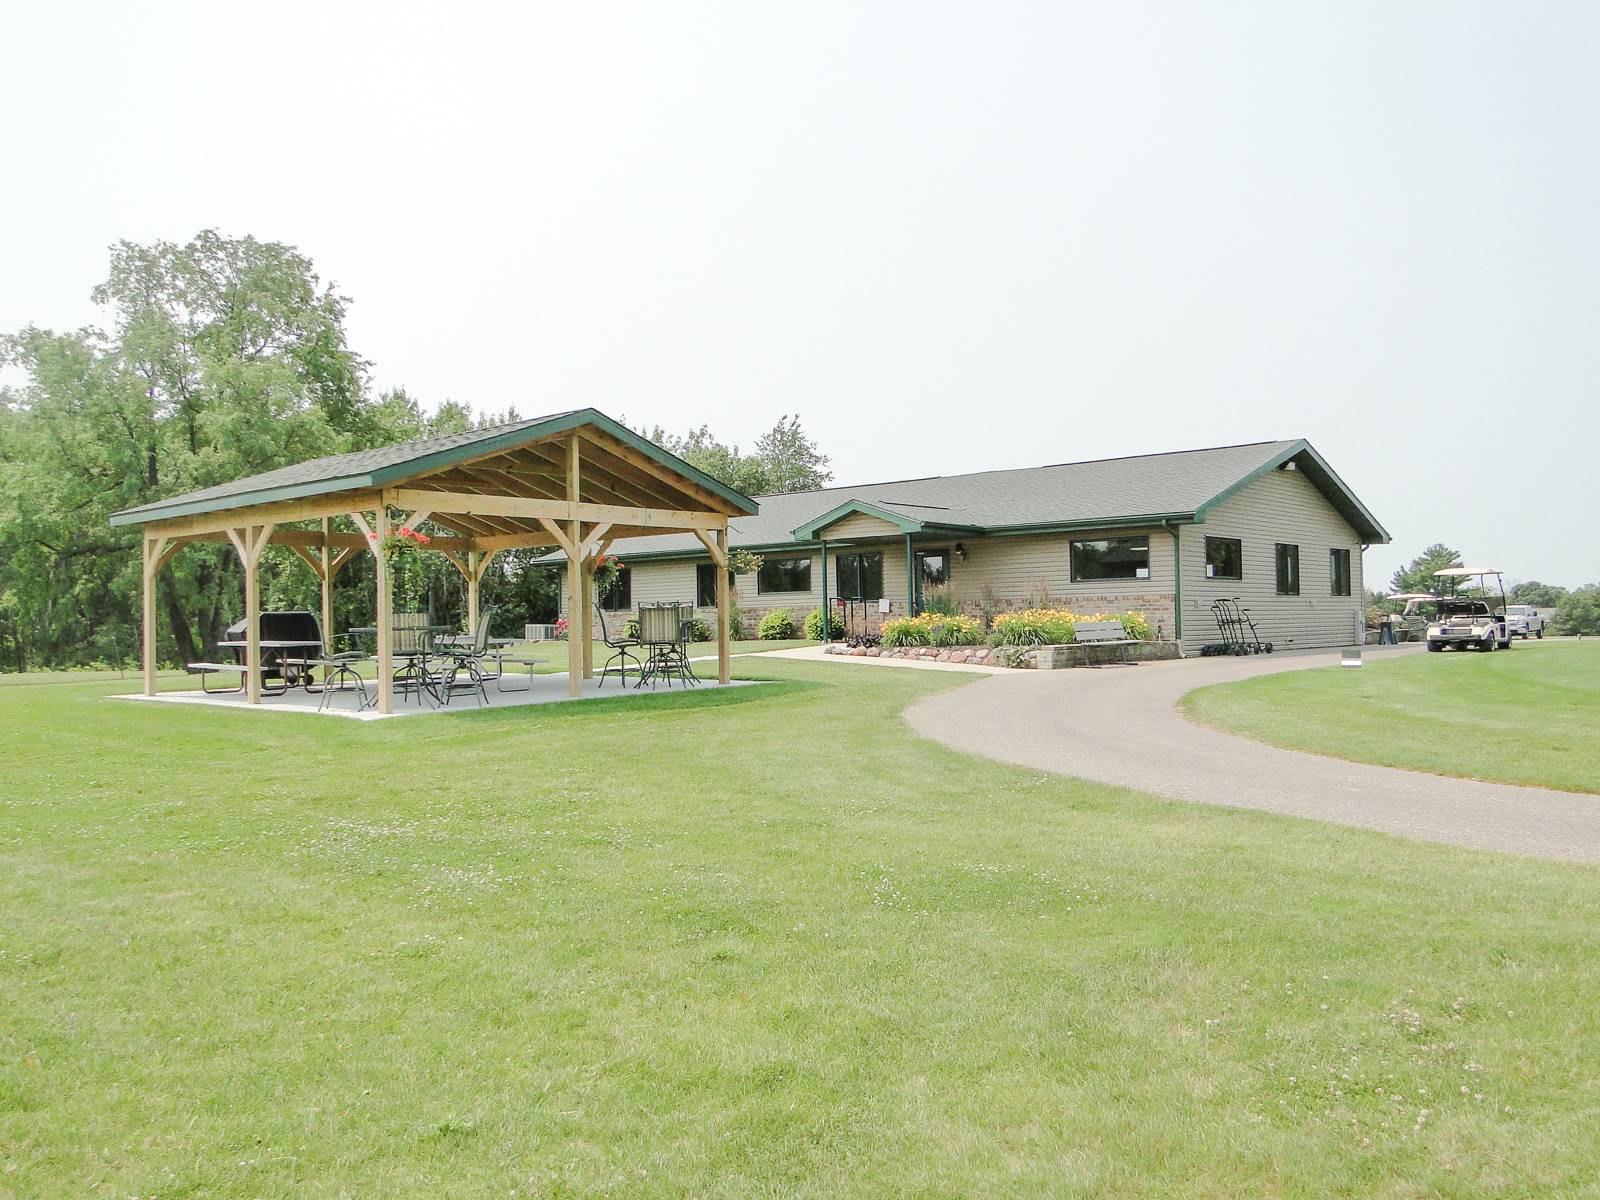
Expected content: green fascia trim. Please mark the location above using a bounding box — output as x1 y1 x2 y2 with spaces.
108 473 380 527
605 540 823 566
1192 440 1390 544
791 499 928 540
109 407 759 529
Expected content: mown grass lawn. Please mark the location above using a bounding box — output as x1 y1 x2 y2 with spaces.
1183 641 1600 794
2 658 1599 1196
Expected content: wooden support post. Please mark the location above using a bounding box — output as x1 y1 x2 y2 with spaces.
715 527 731 685
141 535 160 695
225 523 275 704
319 517 333 645
466 549 481 634
373 509 394 715
581 557 595 679
566 436 582 696
692 525 732 686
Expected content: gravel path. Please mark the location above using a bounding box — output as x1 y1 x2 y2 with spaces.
904 645 1600 863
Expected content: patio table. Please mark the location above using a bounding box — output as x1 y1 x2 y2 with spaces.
348 623 454 706
215 638 326 692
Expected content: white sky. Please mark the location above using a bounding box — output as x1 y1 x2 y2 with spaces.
4 1 1596 588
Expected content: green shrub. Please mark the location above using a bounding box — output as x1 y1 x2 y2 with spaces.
930 614 984 645
803 608 844 640
920 583 960 616
622 616 640 640
881 616 929 647
728 598 745 640
882 612 984 647
758 609 796 639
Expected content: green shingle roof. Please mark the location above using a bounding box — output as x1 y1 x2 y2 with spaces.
598 438 1389 558
109 408 760 526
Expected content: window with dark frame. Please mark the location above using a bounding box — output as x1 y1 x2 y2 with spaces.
696 562 732 607
757 556 812 594
1205 536 1242 580
599 566 632 611
916 549 950 590
1275 544 1300 595
1329 548 1352 596
1070 537 1150 581
835 551 884 601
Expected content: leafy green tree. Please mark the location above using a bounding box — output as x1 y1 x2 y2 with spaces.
643 414 832 495
1552 586 1600 636
1510 580 1568 608
0 232 403 669
1389 543 1462 595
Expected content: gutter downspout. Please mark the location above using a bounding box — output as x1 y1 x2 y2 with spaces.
819 538 830 643
1163 519 1183 650
905 533 917 616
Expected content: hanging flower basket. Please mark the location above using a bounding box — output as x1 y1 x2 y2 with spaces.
593 553 625 598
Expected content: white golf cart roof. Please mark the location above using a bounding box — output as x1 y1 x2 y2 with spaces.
1389 592 1440 601
1435 566 1503 577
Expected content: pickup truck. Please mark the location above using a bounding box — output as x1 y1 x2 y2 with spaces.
1505 605 1547 639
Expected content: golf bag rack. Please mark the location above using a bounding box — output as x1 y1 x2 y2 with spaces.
1202 596 1273 656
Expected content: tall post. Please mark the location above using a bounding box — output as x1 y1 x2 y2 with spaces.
819 538 830 644
374 508 394 715
466 549 481 634
581 557 595 679
565 436 583 696
905 533 917 617
142 535 158 695
244 527 262 705
319 517 333 648
716 527 731 685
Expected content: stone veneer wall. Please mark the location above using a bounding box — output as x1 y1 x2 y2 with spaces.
823 641 1181 668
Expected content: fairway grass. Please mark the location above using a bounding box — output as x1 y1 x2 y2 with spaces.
3 660 1600 1195
1183 641 1600 794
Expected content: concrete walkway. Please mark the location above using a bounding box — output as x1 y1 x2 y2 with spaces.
905 645 1600 863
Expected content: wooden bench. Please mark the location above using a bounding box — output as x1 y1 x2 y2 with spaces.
185 662 246 693
1072 620 1140 666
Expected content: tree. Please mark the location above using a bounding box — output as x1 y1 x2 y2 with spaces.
1389 543 1462 595
0 232 405 669
1510 580 1569 608
643 414 832 496
1552 586 1600 636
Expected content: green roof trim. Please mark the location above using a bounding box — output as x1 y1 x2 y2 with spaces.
1192 439 1390 544
109 408 759 528
792 499 923 539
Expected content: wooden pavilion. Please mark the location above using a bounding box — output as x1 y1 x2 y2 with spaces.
109 409 760 713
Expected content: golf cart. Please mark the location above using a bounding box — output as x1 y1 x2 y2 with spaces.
1383 592 1439 642
1425 566 1511 652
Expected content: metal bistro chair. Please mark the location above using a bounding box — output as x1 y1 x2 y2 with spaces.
309 626 371 712
391 611 437 705
635 602 697 690
595 603 642 688
433 606 499 708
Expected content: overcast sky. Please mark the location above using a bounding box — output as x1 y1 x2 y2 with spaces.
4 2 1596 588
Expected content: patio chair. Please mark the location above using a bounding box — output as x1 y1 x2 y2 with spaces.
635 602 697 689
595 603 641 688
433 605 498 708
303 626 370 711
391 611 435 704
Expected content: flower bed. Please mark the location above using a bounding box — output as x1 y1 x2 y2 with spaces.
990 608 1153 646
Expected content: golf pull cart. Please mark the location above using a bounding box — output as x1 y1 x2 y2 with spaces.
1425 566 1511 653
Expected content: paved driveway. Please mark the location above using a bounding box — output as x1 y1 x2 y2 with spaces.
905 645 1600 863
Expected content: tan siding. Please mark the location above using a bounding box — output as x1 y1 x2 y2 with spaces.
818 512 903 540
953 528 1178 639
1178 467 1366 653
